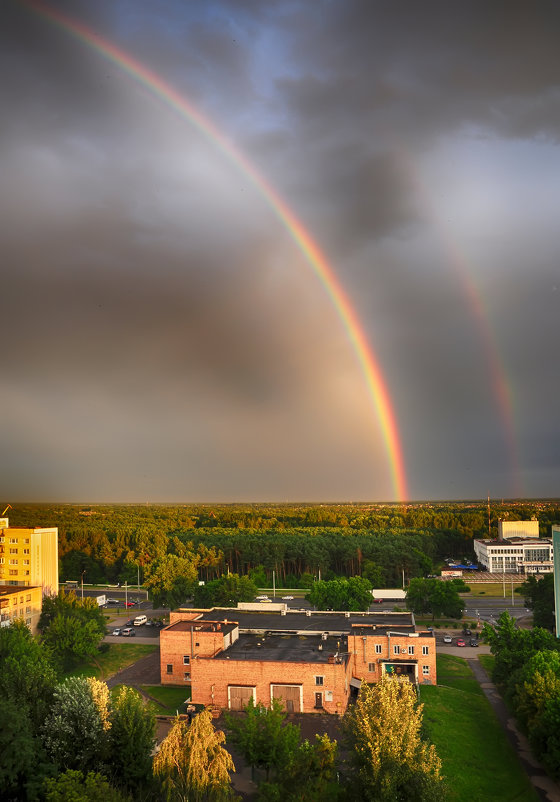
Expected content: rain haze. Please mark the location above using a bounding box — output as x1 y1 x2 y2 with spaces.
2 0 560 502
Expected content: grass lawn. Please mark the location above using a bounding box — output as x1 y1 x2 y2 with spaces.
463 582 525 598
142 685 192 716
67 644 157 680
421 654 538 802
478 653 495 676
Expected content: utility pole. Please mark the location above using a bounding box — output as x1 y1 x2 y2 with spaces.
488 494 491 539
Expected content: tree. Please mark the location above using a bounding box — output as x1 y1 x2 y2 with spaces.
144 553 199 608
42 677 111 774
44 769 127 802
0 619 57 731
154 709 236 801
108 686 156 794
225 698 301 782
257 733 339 802
39 591 106 672
342 675 444 801
406 578 463 620
513 649 560 733
0 698 43 802
42 614 105 672
306 577 373 612
520 574 554 630
194 574 258 608
482 611 558 689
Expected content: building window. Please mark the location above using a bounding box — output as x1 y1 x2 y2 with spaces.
375 644 382 654
183 655 190 665
195 642 200 647
9 539 17 544
408 645 415 655
368 662 376 672
315 676 324 686
166 664 173 675
9 560 18 566
9 548 18 554
26 606 31 613
23 549 30 555
26 594 31 601
393 645 399 655
422 645 429 655
422 665 430 676
26 618 31 625
184 672 191 681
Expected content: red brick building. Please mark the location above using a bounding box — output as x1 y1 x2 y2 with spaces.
160 608 436 714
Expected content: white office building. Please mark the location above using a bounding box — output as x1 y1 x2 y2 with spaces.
474 526 553 575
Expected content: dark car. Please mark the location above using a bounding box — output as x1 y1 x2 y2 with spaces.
153 620 164 628
469 638 479 647
463 629 472 636
125 619 135 627
456 638 466 647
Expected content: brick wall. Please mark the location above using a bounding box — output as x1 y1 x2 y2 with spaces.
349 630 437 685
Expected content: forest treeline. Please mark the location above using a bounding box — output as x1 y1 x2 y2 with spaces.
5 501 560 588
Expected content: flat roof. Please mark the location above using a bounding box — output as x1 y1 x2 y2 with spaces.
475 538 551 546
214 632 350 665
166 620 237 637
0 585 40 594
192 608 418 635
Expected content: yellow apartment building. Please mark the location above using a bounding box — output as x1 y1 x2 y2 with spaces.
0 584 43 635
0 517 58 596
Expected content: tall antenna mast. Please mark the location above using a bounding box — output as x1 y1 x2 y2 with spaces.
487 494 491 539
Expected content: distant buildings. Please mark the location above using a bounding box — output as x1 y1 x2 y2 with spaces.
474 518 553 574
0 517 58 633
160 608 436 714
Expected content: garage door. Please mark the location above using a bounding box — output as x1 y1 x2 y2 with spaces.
228 686 254 711
271 685 301 713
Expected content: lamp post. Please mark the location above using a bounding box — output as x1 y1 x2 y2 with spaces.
81 570 85 601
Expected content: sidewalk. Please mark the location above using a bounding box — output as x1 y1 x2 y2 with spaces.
468 658 560 802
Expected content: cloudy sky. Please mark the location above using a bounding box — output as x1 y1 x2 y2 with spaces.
2 0 560 503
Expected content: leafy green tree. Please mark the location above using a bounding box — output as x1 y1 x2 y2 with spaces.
513 650 560 732
0 698 45 802
108 686 156 794
144 553 199 608
306 577 372 611
406 578 463 620
153 709 236 801
257 733 339 801
482 611 558 689
520 574 554 630
39 590 105 636
0 619 57 731
42 677 111 774
225 698 301 782
194 574 258 608
44 769 127 802
530 695 560 779
342 675 444 801
42 615 105 672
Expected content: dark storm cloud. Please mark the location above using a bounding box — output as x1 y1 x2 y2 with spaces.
2 0 560 500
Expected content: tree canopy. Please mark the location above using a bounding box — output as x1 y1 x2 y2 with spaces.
306 576 373 611
406 578 464 620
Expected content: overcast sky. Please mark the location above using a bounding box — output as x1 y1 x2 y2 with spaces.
2 0 560 503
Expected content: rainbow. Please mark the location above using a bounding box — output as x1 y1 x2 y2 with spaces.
24 0 408 500
401 153 523 496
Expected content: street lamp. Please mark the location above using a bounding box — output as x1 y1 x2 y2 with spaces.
81 570 86 601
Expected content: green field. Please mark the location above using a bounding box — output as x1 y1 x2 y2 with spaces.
67 643 158 680
421 655 538 801
142 685 192 716
463 582 525 598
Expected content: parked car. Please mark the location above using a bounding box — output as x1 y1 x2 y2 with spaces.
372 598 383 604
463 628 472 636
443 635 453 644
144 619 154 626
121 628 135 637
456 638 466 647
153 620 164 628
106 599 120 604
281 595 294 600
112 628 121 636
469 638 479 647
260 598 272 603
255 595 269 600
125 619 135 627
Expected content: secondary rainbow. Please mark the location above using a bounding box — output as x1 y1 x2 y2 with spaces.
26 1 408 500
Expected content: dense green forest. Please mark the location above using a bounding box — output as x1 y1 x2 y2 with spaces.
5 500 560 589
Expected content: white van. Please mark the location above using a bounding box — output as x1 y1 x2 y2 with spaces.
133 614 148 627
